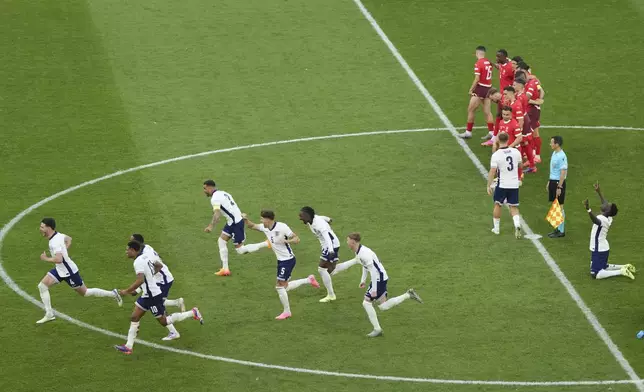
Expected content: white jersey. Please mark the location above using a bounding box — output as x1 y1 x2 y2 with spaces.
210 190 243 226
48 232 79 278
259 221 295 261
143 244 174 285
589 215 612 252
307 215 340 252
490 147 522 189
356 244 388 282
133 252 163 298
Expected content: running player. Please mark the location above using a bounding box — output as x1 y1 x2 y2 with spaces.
459 46 494 139
36 218 122 324
244 210 320 320
203 180 270 276
299 206 355 302
114 241 203 355
345 233 423 337
487 133 523 238
583 182 635 280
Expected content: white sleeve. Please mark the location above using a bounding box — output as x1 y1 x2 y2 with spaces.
282 224 294 238
134 258 146 274
210 195 221 211
490 154 498 169
50 242 65 254
319 215 331 223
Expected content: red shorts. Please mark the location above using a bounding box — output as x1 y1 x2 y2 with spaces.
472 84 491 99
528 106 541 127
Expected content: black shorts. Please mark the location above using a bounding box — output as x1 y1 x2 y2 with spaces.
548 180 566 204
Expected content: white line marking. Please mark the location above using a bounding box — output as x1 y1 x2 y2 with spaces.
351 0 644 389
0 126 640 386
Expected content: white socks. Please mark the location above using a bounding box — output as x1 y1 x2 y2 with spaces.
38 282 53 315
362 300 381 331
286 278 309 292
493 218 500 232
218 237 229 270
512 215 521 228
276 286 290 313
126 321 139 349
379 292 410 311
606 264 623 271
318 267 335 297
84 288 114 298
167 311 193 323
596 269 624 279
236 241 268 254
166 323 179 335
331 259 358 276
164 298 180 307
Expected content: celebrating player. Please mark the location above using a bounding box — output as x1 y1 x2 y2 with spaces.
299 206 355 303
203 180 270 276
345 233 423 337
487 133 523 238
583 183 635 280
114 241 203 355
244 210 320 320
36 218 122 324
131 234 193 340
459 46 494 139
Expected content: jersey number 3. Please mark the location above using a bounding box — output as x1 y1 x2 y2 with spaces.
506 156 514 171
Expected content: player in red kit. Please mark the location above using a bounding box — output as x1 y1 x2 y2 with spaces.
520 62 546 163
482 49 514 143
512 77 537 174
481 88 503 146
459 46 494 139
493 106 522 151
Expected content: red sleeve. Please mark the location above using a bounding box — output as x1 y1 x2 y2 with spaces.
474 60 481 75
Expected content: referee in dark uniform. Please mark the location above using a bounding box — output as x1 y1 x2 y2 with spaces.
547 136 568 238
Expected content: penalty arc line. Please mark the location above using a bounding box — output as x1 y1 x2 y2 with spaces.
350 0 644 390
0 126 640 387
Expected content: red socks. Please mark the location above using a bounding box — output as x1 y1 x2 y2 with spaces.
466 122 474 132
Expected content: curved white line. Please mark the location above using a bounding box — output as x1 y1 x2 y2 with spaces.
1 127 641 387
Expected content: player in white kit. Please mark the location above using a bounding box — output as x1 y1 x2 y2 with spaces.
299 206 357 302
583 182 635 280
244 210 320 320
36 218 122 324
346 233 423 337
132 234 200 340
114 241 203 355
486 132 523 238
203 180 270 276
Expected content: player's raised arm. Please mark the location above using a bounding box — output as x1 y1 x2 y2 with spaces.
594 182 607 206
119 273 145 296
583 199 602 226
64 235 72 249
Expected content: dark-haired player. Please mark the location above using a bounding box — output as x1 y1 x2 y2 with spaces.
513 78 537 173
494 106 522 151
202 180 269 276
244 210 319 320
345 233 423 337
482 49 515 142
583 183 635 280
36 217 122 324
114 241 203 355
460 46 494 139
521 63 546 163
299 207 356 302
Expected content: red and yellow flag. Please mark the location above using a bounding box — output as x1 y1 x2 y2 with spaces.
545 199 564 228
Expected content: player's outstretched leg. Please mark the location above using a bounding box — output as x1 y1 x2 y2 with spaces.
286 275 319 292
164 297 186 312
596 267 634 280
216 236 231 276
362 300 383 337
36 277 56 324
378 288 423 311
331 258 359 276
235 240 270 255
163 307 204 340
81 286 123 307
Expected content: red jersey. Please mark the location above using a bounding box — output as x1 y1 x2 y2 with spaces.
474 58 493 87
498 119 522 145
516 91 529 113
498 61 514 90
526 78 542 107
509 99 524 121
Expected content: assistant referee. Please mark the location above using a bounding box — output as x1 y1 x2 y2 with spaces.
547 135 567 238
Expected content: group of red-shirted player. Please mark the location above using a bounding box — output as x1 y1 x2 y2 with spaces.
459 46 545 179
